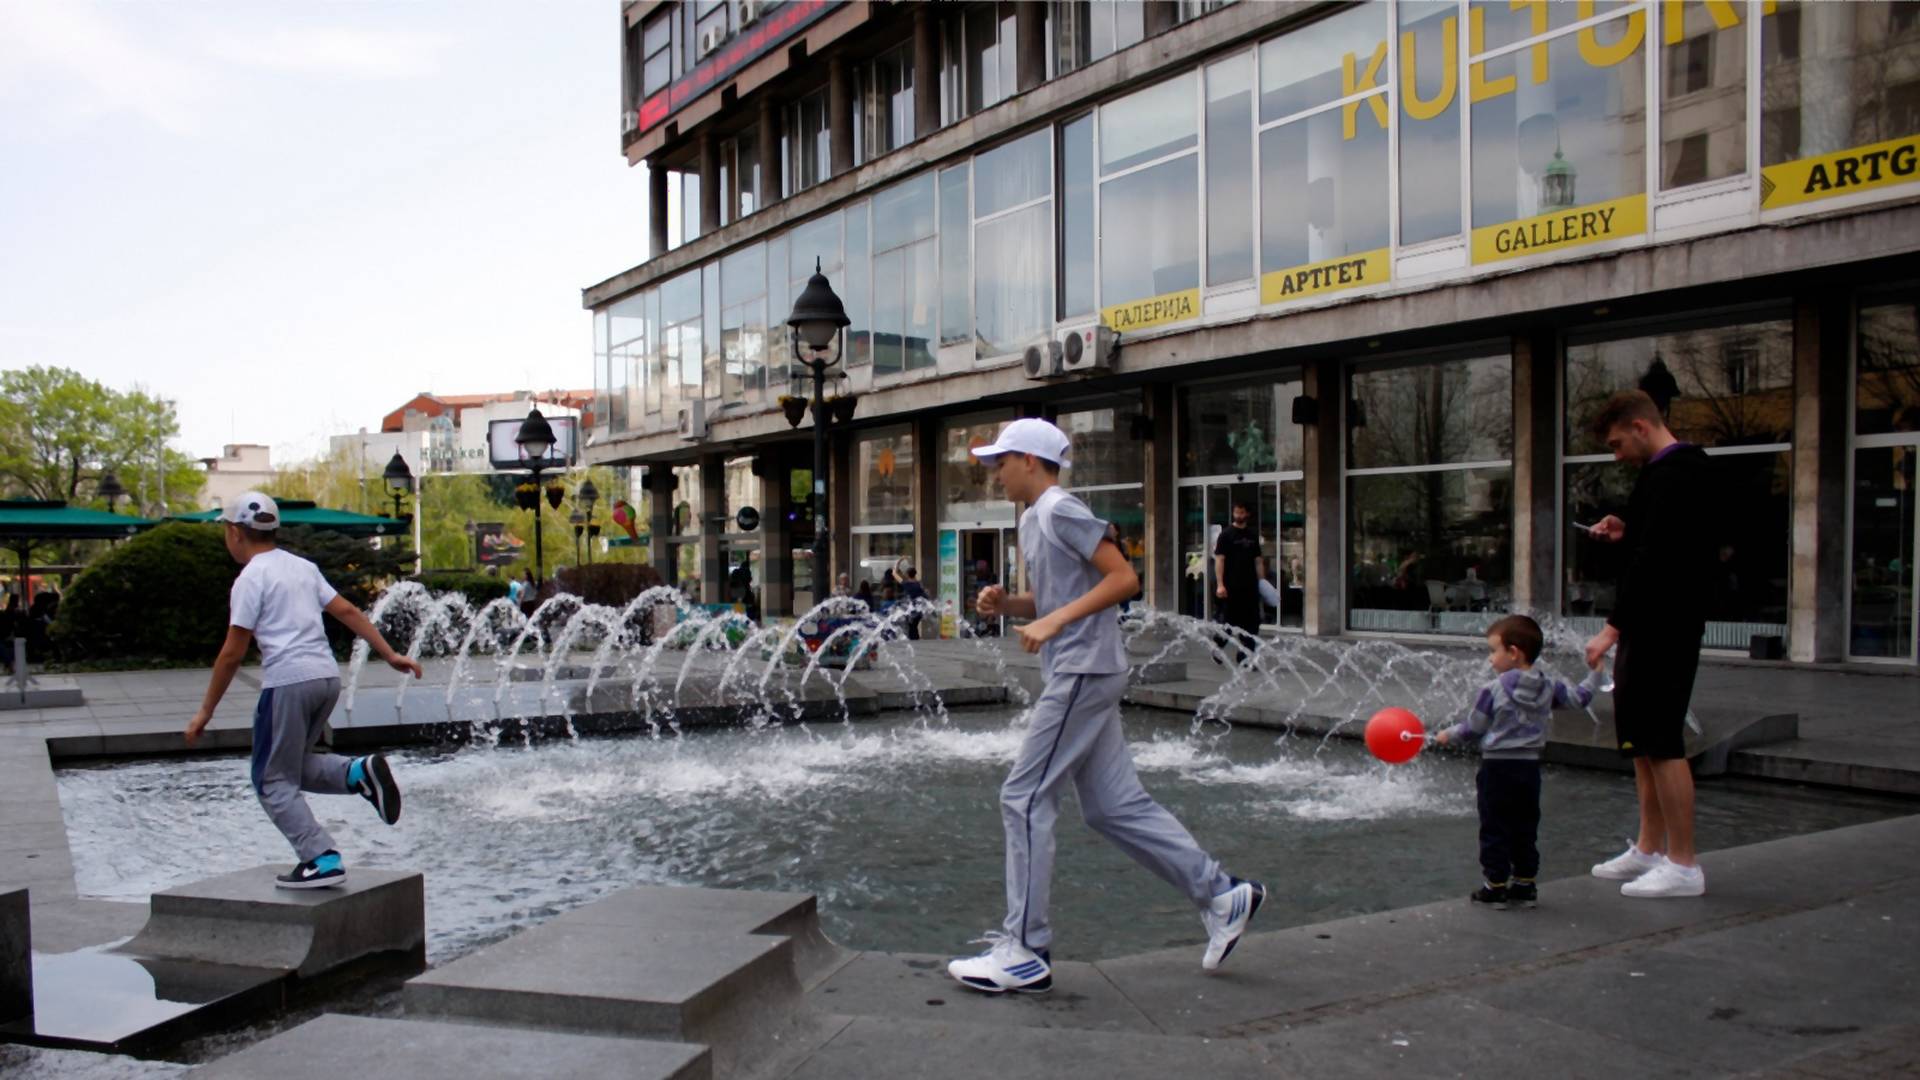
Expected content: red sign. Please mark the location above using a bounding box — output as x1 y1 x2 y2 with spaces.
637 0 839 138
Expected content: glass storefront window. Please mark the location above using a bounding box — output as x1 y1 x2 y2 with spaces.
765 234 789 393
1348 354 1513 635
975 129 1051 218
854 532 915 590
974 131 1053 361
1179 381 1304 477
1858 297 1920 436
873 174 938 377
1662 0 1747 188
1762 2 1920 168
1056 408 1138 489
1205 53 1255 285
702 262 722 403
720 244 766 406
856 429 916 528
845 201 871 368
940 165 972 348
1471 19 1647 230
1399 0 1462 244
1470 0 1632 55
661 269 703 412
1059 114 1096 319
1565 315 1795 454
940 417 1017 525
1101 72 1198 175
1055 0 1144 77
791 88 829 193
1259 104 1390 278
1099 155 1199 309
1259 4 1387 124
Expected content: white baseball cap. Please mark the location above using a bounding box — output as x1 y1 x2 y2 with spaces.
970 418 1073 468
221 492 281 530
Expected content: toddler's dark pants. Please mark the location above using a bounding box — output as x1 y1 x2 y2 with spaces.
1477 758 1541 885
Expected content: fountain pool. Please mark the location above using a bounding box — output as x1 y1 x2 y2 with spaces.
55 705 1905 965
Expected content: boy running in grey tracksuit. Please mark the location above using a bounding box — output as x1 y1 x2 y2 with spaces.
184 492 418 889
947 419 1264 994
1436 614 1603 909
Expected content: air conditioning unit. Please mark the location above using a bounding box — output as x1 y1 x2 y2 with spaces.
738 0 765 27
1058 323 1118 374
677 400 708 440
1023 339 1064 380
698 25 725 58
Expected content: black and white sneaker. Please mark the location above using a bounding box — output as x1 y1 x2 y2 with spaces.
1201 877 1265 970
275 851 346 889
946 932 1053 994
355 753 402 825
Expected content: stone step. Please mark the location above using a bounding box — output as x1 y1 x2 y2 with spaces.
544 885 850 989
120 866 425 979
186 1013 710 1080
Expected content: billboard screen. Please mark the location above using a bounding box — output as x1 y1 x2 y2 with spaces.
486 416 578 471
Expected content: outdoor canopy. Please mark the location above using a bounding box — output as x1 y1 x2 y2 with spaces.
0 498 162 597
169 499 408 538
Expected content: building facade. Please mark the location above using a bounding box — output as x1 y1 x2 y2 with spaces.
197 444 276 510
585 0 1920 667
331 393 588 480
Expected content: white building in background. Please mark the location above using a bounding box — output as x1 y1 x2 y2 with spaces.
198 444 275 510
328 391 592 480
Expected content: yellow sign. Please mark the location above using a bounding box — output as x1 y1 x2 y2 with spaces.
1471 194 1646 265
1102 288 1200 333
1261 248 1390 305
1761 135 1920 210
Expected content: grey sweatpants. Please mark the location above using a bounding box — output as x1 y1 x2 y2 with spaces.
249 677 353 862
1001 672 1231 950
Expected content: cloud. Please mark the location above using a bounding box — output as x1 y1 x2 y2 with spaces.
202 25 446 81
0 2 216 134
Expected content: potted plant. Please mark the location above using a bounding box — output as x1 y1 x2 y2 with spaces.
514 482 539 511
827 394 858 424
545 483 566 510
778 394 809 428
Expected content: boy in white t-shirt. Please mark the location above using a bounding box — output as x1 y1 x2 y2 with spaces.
184 493 421 889
946 419 1264 995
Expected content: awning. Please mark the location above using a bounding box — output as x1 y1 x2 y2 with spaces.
0 499 160 541
169 499 407 538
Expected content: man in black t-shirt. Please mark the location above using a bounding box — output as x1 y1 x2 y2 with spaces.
1212 501 1265 663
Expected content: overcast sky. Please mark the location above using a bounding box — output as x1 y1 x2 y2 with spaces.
0 1 648 464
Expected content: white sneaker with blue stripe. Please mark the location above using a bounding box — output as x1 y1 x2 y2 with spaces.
1201 877 1265 970
947 932 1052 994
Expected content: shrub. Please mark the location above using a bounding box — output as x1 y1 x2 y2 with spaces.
553 562 665 608
51 522 239 664
412 571 511 609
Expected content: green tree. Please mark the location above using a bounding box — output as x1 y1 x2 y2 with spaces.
413 466 650 578
0 365 203 513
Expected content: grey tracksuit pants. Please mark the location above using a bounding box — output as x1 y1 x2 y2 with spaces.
1001 672 1231 951
249 678 354 862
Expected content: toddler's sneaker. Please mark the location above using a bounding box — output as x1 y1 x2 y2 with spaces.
947 933 1052 994
1507 878 1538 908
354 753 403 825
1201 877 1265 970
276 850 346 890
1470 882 1510 910
1590 842 1662 881
1621 857 1705 898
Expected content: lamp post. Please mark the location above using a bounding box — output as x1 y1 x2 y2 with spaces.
578 478 600 567
382 452 414 525
515 408 558 585
784 259 851 605
97 471 126 514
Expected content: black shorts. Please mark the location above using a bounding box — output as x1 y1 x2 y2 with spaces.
1612 632 1701 760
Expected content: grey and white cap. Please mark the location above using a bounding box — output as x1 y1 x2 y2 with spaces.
969 417 1073 468
221 492 281 530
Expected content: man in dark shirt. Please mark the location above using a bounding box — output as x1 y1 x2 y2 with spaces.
1212 501 1265 663
1582 390 1717 900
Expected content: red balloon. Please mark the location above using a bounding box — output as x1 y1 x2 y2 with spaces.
1365 707 1426 765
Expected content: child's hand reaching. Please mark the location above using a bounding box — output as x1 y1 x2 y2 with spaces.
1014 613 1064 653
1432 729 1450 747
184 708 211 746
384 653 424 678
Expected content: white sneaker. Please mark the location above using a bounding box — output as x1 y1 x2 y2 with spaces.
1591 843 1663 881
1201 877 1265 971
1621 858 1706 898
946 932 1052 994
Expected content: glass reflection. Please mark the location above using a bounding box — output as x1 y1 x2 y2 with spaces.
1399 0 1462 243
1564 316 1794 454
1099 156 1200 305
1259 5 1388 123
1349 355 1513 470
1260 107 1390 272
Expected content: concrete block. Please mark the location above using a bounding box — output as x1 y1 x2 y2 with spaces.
548 885 852 989
186 1013 711 1080
0 888 28 1022
119 866 425 979
0 677 84 710
3 950 282 1053
406 922 801 1079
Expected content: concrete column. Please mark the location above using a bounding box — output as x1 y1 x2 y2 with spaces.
1302 358 1345 636
914 417 941 601
1144 384 1177 611
758 96 780 207
829 56 854 177
698 132 720 238
1015 2 1046 93
756 450 793 619
648 467 677 588
1510 330 1560 615
699 455 725 605
914 6 940 140
1144 0 1179 38
831 431 853 591
648 161 669 258
0 888 28 1022
1790 292 1851 663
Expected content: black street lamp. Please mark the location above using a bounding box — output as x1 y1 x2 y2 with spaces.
382 452 414 525
97 471 126 514
515 408 558 585
578 478 600 568
785 259 851 605
569 508 586 566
